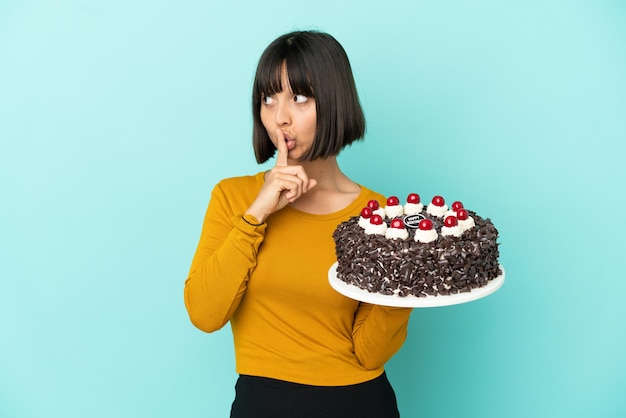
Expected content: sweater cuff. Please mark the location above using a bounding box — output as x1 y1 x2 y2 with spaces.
241 214 264 226
232 214 267 233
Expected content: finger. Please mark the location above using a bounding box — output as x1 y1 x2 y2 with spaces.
285 176 317 201
273 172 304 201
274 165 311 194
275 129 288 167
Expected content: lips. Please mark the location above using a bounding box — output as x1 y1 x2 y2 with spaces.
282 132 296 150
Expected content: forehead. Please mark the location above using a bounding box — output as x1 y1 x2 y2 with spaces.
258 58 313 96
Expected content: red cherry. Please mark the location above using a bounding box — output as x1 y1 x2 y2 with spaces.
390 218 404 229
451 201 463 212
360 207 373 218
444 215 458 227
418 219 433 230
456 209 469 220
407 193 420 204
387 196 400 206
432 195 445 207
367 200 380 210
370 214 383 225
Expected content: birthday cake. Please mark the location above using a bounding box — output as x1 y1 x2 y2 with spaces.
332 194 501 298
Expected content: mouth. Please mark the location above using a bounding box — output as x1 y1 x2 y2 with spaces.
282 132 296 151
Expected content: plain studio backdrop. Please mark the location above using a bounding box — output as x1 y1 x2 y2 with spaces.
1 1 625 417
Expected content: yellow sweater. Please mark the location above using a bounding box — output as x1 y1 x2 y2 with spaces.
184 172 412 386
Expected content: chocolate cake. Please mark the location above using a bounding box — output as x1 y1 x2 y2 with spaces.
332 194 501 298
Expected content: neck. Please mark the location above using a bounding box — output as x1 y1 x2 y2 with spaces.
296 157 343 188
284 156 361 214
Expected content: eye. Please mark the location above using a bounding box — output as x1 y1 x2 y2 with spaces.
262 95 274 105
293 94 309 103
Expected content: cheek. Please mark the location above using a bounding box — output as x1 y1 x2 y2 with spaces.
307 114 317 134
260 108 272 130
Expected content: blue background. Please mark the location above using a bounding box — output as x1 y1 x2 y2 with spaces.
1 1 625 417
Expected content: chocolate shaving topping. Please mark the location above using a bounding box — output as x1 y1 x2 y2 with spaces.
333 209 500 297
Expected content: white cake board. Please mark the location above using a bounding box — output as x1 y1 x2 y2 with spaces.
328 262 505 308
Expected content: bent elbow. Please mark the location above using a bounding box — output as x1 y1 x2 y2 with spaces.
184 293 229 333
187 309 227 333
359 358 383 371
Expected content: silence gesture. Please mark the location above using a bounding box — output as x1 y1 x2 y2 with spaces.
245 129 317 223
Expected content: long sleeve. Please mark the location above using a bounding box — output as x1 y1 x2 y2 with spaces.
184 179 266 333
352 304 413 370
184 177 412 385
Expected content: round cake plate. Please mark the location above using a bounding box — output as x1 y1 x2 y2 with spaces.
328 262 505 308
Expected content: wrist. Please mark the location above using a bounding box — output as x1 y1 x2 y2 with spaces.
244 205 269 224
242 214 265 226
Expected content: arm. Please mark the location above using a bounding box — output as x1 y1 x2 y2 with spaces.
352 304 413 370
184 183 266 333
184 131 316 333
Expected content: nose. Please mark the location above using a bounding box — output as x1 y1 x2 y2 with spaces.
274 98 291 126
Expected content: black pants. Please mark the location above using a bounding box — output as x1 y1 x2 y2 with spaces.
230 372 400 418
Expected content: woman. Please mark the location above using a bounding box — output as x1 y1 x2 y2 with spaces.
184 30 413 417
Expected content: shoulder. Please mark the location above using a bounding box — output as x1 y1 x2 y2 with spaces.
198 174 266 237
214 172 265 192
209 172 266 211
356 184 386 205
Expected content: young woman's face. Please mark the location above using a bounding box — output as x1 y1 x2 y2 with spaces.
260 65 317 162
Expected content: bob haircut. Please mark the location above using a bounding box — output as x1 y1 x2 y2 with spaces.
252 31 366 164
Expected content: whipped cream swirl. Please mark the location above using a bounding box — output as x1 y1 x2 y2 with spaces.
441 224 462 237
458 216 475 232
403 202 424 215
373 208 386 218
427 203 448 217
385 227 409 240
384 205 404 218
364 222 387 235
358 216 371 228
443 210 457 219
414 228 438 243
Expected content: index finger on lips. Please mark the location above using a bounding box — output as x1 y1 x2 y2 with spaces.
275 129 288 167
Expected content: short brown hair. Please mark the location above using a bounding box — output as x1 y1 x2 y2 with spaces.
252 31 366 164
